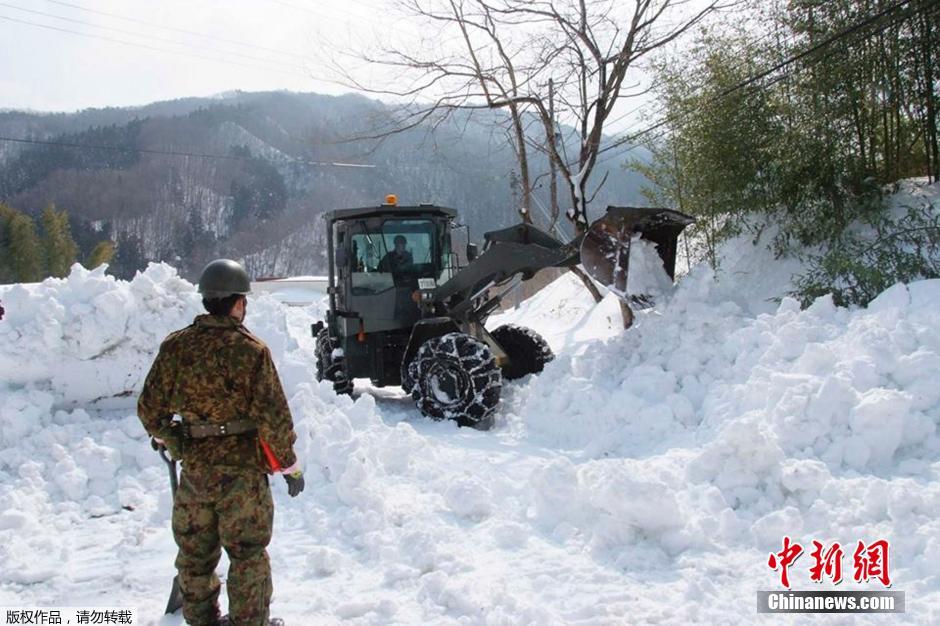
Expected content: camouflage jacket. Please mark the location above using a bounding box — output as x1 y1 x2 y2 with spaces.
137 314 298 473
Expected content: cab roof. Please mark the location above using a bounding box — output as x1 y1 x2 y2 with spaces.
325 204 458 223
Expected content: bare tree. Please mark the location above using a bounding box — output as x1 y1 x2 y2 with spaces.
330 0 726 300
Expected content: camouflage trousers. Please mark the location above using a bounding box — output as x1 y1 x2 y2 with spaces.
172 467 273 626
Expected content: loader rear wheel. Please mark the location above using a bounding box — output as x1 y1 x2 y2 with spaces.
490 324 554 380
400 360 416 395
315 328 353 396
314 328 330 380
407 332 501 428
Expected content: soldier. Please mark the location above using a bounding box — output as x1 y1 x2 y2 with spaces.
138 259 304 626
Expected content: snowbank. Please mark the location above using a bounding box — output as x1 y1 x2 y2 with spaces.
493 262 939 620
0 263 201 409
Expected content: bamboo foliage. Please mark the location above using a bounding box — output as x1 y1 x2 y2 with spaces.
638 0 940 264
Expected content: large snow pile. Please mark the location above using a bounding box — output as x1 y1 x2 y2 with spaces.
496 270 939 614
0 264 201 409
1 231 938 624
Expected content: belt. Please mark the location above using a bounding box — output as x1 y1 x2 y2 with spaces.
186 419 257 439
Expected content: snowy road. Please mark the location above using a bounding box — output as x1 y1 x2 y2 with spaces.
2 242 939 624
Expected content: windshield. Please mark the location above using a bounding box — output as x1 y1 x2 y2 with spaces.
350 219 441 294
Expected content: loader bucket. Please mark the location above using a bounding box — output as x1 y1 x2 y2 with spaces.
580 207 695 297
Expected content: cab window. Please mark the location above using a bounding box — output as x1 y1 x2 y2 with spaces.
349 219 438 294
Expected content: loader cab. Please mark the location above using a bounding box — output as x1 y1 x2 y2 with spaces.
323 201 460 386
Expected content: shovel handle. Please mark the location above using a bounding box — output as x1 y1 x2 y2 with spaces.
149 440 183 615
154 441 179 498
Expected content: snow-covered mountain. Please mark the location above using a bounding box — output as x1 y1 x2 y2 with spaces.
0 91 649 281
1 185 937 624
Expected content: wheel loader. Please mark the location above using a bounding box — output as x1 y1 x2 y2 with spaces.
312 195 693 428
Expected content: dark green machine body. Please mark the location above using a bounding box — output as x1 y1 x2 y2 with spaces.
318 202 581 387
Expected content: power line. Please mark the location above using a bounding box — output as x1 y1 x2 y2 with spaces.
0 13 316 79
603 18 805 137
0 135 376 168
0 2 314 71
543 11 808 173
603 0 932 161
266 0 382 26
43 0 312 60
599 0 918 158
595 0 934 166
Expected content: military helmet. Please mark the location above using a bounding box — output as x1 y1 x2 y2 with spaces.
198 259 251 299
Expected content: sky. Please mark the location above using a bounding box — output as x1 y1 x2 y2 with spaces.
0 0 397 112
0 1 724 135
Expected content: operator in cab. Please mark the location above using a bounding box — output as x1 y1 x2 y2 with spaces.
377 235 413 274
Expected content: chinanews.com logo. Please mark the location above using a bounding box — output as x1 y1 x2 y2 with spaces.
758 536 905 614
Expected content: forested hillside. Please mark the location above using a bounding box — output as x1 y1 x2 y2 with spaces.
0 91 647 280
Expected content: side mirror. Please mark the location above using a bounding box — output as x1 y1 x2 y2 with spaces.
336 246 348 268
466 243 479 262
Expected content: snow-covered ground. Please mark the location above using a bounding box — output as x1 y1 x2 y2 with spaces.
1 198 939 624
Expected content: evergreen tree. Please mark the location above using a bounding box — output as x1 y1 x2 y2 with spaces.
41 204 80 278
111 234 146 280
8 213 42 282
86 240 116 269
0 203 17 282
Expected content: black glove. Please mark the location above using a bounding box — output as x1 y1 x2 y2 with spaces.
150 435 182 460
284 470 305 497
152 420 185 460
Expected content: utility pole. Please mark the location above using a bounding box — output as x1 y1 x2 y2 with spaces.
548 78 559 232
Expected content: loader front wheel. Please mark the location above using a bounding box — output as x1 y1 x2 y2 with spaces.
407 332 501 428
491 324 554 380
